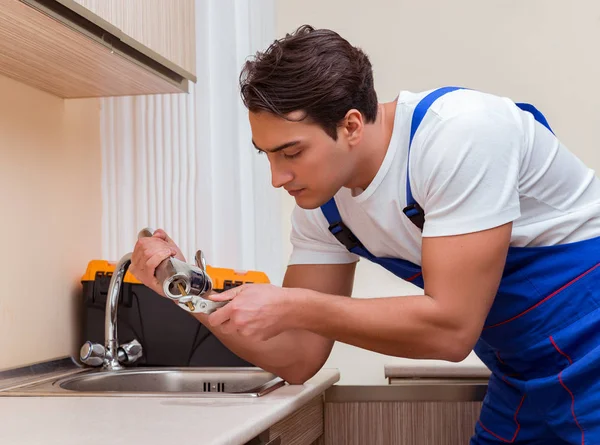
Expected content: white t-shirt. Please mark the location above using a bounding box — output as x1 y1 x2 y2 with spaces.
289 88 600 267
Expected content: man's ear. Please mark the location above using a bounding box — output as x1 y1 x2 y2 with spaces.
341 109 364 146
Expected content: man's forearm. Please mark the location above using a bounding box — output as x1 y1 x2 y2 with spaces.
292 290 475 362
193 313 331 383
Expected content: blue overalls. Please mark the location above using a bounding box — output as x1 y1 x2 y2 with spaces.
321 87 600 444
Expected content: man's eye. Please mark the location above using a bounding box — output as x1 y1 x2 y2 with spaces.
255 149 265 155
283 151 301 160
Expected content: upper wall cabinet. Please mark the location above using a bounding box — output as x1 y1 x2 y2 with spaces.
0 0 197 98
71 0 196 76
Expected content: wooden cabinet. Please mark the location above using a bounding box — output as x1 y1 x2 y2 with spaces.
321 382 487 445
323 400 482 445
243 378 487 445
71 0 196 76
0 0 195 98
246 396 325 445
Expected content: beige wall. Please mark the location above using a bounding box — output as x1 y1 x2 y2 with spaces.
0 75 102 371
276 0 600 384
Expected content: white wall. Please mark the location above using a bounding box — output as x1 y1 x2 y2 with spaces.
0 75 102 371
276 0 600 384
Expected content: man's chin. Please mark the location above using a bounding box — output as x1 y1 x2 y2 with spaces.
293 193 332 210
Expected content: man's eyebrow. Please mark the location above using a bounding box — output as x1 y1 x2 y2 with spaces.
252 140 301 153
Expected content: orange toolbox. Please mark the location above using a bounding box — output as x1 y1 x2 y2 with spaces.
81 260 269 367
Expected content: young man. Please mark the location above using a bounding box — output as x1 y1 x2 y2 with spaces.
131 25 600 444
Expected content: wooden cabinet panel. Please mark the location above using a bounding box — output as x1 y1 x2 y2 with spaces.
246 396 324 445
72 0 195 75
0 0 186 98
324 401 482 445
271 396 324 445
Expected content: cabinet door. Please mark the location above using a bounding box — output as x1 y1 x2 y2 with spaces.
72 0 195 75
324 401 482 445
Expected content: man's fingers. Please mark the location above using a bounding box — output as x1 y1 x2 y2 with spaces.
153 229 176 247
208 290 235 302
208 285 247 302
146 249 174 272
152 229 182 257
219 321 237 336
208 303 233 327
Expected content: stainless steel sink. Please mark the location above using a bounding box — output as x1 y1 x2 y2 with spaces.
57 367 285 396
0 360 286 398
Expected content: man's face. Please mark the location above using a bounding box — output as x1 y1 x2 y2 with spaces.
249 111 353 209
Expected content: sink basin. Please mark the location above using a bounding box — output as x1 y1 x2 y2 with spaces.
1 367 286 398
59 368 284 395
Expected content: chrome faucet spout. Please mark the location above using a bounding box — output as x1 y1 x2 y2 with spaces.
104 252 132 370
79 251 142 371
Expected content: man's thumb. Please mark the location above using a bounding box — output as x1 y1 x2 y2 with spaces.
207 287 242 302
152 229 169 240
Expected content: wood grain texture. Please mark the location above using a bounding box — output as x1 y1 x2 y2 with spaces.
0 0 184 98
72 0 196 75
324 401 483 445
270 396 324 445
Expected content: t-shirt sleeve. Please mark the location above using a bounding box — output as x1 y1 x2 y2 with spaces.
288 204 360 265
412 110 522 237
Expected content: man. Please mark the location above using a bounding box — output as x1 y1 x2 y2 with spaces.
131 25 600 444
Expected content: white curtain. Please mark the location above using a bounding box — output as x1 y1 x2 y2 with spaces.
100 0 284 284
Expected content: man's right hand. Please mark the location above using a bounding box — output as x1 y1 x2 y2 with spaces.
130 229 186 297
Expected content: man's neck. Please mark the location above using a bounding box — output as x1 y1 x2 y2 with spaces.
347 98 398 192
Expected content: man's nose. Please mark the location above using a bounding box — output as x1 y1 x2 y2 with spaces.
270 162 293 188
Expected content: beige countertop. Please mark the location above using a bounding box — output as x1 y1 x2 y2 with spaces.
385 352 490 379
0 368 339 445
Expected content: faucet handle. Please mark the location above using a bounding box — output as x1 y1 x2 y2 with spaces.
195 250 207 271
117 339 143 365
80 341 106 367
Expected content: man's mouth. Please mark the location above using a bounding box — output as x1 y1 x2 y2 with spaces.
286 188 305 197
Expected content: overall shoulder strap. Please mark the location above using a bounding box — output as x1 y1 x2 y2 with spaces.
320 196 424 285
403 86 465 230
403 89 556 231
515 102 554 134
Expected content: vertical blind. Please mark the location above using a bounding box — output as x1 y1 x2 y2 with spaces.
100 0 284 284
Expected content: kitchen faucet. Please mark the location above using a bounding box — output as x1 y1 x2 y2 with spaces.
79 252 143 371
77 228 220 371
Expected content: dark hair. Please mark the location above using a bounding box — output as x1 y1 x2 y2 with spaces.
239 25 378 140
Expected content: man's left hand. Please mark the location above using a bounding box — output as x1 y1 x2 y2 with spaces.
206 284 297 340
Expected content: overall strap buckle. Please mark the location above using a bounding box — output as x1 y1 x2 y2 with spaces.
403 203 425 231
328 221 363 251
